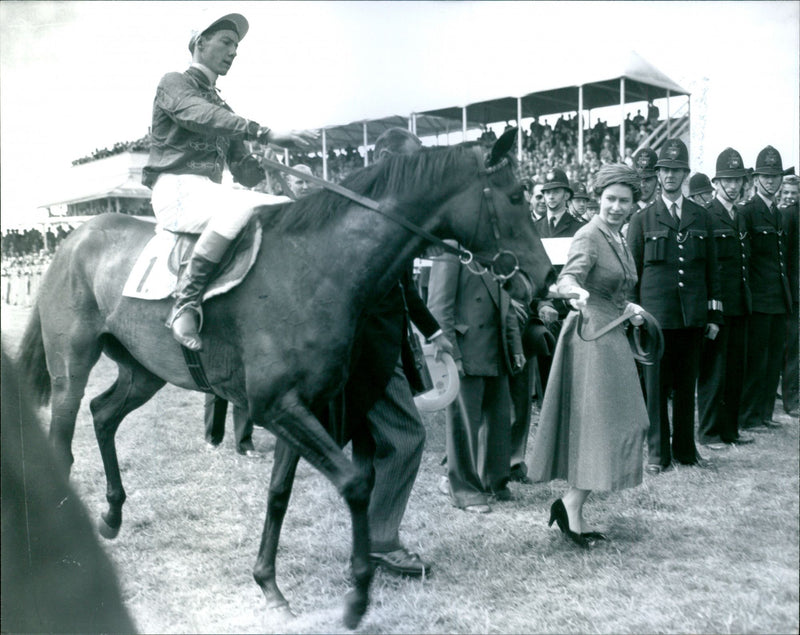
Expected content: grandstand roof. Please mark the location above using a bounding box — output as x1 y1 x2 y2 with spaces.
314 51 687 149
41 152 151 209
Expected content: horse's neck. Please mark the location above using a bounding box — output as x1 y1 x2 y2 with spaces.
340 204 428 304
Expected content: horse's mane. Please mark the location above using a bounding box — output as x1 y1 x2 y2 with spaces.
257 142 499 234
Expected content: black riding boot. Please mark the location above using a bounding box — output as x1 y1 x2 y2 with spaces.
167 230 233 351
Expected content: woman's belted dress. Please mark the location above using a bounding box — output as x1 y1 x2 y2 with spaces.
528 215 649 491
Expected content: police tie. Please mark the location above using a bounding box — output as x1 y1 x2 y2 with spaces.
550 216 557 233
670 202 679 226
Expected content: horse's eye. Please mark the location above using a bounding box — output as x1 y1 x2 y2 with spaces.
508 191 524 205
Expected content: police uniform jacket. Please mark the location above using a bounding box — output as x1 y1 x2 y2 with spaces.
534 211 585 238
706 199 751 316
627 197 723 329
740 194 793 313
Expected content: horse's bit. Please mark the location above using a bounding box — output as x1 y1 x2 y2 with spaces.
257 153 523 286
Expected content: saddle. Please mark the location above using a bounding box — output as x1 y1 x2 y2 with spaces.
122 218 262 302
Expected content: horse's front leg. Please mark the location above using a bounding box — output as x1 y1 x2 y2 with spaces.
257 389 372 630
253 438 301 620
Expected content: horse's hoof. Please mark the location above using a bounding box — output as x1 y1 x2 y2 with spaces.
342 590 368 630
97 516 120 540
265 601 295 621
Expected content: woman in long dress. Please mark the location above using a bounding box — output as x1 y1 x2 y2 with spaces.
527 164 649 547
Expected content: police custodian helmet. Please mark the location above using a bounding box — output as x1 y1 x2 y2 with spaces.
713 147 748 180
655 139 690 171
633 148 658 177
541 168 573 195
753 145 783 176
688 173 713 197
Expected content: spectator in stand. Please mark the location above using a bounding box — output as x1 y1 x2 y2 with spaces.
688 172 715 207
632 109 645 127
697 148 755 449
627 139 723 475
739 146 795 431
647 101 660 125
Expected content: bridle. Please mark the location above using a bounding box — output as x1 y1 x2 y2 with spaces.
257 150 525 286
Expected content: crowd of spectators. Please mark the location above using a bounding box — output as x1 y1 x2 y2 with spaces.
71 135 152 166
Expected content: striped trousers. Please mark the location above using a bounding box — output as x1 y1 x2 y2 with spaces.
351 358 426 553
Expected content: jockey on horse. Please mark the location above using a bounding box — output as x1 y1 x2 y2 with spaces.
143 12 316 351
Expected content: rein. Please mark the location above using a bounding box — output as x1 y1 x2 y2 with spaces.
576 306 639 341
257 154 520 284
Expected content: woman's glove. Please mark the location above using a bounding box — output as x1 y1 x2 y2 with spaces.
625 302 645 326
564 285 589 311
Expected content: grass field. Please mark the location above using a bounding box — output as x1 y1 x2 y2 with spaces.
3 303 798 634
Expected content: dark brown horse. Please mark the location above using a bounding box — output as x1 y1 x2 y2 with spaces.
17 130 553 628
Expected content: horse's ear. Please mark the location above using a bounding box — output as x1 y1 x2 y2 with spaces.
488 128 518 167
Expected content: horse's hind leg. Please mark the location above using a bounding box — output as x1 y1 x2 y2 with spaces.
90 339 165 539
253 439 300 619
258 389 372 629
45 328 103 473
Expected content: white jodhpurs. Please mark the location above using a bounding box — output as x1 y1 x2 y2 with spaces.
151 174 289 239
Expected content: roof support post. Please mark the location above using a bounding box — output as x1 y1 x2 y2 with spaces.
462 107 467 142
578 85 584 165
666 89 671 137
411 112 417 136
619 77 626 162
516 97 523 162
284 148 289 165
322 129 328 181
363 122 369 167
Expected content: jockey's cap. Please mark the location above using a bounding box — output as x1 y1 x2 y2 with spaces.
189 13 249 53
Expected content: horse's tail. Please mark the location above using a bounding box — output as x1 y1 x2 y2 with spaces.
17 303 51 406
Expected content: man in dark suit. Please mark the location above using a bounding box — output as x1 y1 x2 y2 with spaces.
628 139 723 474
697 148 755 449
739 146 795 431
427 244 524 513
349 128 452 578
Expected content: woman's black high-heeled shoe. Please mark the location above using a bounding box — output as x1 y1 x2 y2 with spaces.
548 499 589 548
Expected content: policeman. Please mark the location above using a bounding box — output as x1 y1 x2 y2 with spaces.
687 172 715 207
696 148 754 448
535 168 585 238
627 139 723 474
569 181 591 221
738 146 795 430
633 148 659 209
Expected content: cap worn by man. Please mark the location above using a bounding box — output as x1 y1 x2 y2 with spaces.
189 13 249 52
